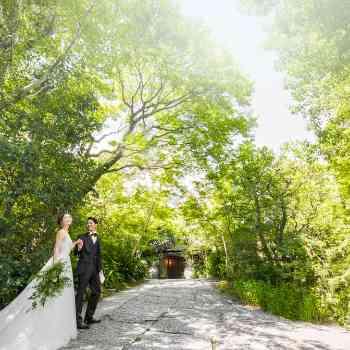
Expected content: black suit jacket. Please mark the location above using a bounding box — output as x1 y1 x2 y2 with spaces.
74 232 102 274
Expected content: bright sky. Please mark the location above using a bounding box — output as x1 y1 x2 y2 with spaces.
180 0 315 152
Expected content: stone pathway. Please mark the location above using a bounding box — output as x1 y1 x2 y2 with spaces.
61 279 350 350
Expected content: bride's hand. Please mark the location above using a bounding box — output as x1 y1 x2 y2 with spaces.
74 239 83 250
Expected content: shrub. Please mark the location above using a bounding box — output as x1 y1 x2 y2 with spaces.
218 279 350 324
100 237 148 289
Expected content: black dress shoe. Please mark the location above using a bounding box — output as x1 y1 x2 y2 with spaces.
85 318 101 324
77 323 90 330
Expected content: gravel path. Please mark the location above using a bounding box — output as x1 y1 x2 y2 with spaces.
61 279 350 350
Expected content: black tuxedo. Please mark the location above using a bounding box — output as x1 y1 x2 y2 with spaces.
74 232 102 324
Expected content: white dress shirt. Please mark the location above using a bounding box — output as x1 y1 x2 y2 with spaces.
89 231 98 244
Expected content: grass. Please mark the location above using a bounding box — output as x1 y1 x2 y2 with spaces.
217 279 333 324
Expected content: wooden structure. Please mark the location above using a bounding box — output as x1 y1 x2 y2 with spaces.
159 248 186 279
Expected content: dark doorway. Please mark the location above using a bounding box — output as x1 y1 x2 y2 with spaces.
160 251 186 278
165 255 185 278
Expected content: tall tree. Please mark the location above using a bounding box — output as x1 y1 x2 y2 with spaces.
0 0 253 235
0 0 254 304
239 0 350 202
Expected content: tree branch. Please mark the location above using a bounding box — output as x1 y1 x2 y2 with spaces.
88 149 116 158
0 1 97 112
104 160 175 174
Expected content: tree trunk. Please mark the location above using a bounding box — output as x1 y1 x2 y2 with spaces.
254 193 274 262
221 232 229 270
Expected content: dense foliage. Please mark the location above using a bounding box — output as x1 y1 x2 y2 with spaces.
220 0 350 324
240 0 350 204
1 0 349 328
0 0 251 308
184 142 350 325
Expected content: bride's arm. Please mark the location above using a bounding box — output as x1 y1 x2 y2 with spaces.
72 237 83 255
53 229 65 263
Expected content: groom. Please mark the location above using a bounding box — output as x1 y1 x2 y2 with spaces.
75 216 102 329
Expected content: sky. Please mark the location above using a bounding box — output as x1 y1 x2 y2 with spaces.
180 0 315 152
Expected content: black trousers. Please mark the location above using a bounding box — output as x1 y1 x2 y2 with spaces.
75 264 101 323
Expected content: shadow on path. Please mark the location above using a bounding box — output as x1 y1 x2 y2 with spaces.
61 279 350 350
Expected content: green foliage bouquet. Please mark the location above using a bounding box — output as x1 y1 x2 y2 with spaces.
29 261 72 310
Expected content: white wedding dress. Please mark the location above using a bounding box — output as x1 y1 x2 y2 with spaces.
0 234 77 350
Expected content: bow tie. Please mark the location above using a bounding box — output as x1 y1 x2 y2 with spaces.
89 232 97 237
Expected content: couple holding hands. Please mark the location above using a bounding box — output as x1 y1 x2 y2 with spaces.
0 214 105 350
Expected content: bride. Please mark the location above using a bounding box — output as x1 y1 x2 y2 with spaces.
0 213 83 350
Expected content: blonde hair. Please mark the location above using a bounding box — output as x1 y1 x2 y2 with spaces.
57 213 72 227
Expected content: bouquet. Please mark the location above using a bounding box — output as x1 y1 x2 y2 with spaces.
29 260 72 310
